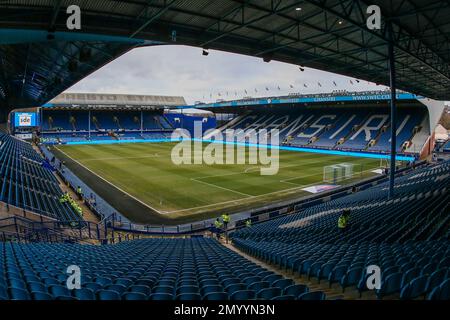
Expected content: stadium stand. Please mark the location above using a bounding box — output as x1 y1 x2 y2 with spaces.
227 108 426 153
231 161 450 300
0 238 302 301
0 133 82 222
40 110 173 144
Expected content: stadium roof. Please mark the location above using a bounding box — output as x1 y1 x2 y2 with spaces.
1 0 449 113
48 92 186 107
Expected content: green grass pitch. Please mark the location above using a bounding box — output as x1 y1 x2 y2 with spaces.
56 142 382 223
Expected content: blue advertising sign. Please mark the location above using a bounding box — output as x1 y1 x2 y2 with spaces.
14 112 38 127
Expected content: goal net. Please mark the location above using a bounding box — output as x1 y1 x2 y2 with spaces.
323 163 357 184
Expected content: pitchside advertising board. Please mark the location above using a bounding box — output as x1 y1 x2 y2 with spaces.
14 112 38 127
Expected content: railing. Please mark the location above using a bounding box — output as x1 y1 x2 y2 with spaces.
0 214 148 244
0 216 87 243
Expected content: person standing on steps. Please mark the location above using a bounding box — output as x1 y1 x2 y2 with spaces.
221 214 231 243
214 218 223 240
338 209 351 234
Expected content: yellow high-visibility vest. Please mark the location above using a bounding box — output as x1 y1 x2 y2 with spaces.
338 216 347 229
222 214 230 223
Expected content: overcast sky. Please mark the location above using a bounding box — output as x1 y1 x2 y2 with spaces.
67 45 389 105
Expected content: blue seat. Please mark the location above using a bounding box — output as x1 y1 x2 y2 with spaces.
56 295 77 300
421 262 439 276
298 291 326 300
426 269 448 292
153 285 174 294
123 292 148 300
376 272 402 299
9 287 31 300
248 281 269 292
149 293 174 300
9 279 27 290
400 275 428 300
243 276 261 286
129 285 151 296
106 284 127 294
176 293 202 300
43 278 60 286
283 284 309 296
158 279 175 287
316 262 336 283
203 292 228 300
262 274 283 285
221 278 241 288
401 267 421 287
201 285 223 296
114 278 133 288
84 282 102 293
135 279 155 287
272 279 294 290
94 277 113 287
225 283 246 294
432 278 450 300
357 274 371 297
271 295 295 300
178 280 197 287
439 257 450 268
98 289 121 300
230 290 256 300
427 286 441 300
340 267 363 292
176 285 199 295
0 286 9 300
28 281 47 294
49 285 71 297
257 288 282 299
328 265 348 287
73 288 95 300
200 279 220 287
32 292 53 300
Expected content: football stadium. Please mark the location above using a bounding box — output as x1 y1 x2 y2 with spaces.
0 0 449 311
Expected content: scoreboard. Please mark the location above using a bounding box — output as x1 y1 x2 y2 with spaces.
14 112 38 127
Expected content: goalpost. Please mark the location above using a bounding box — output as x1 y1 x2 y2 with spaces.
323 163 362 184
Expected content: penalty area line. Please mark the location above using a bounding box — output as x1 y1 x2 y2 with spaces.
55 147 165 215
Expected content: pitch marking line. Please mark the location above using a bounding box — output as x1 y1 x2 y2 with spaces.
78 153 161 162
56 147 165 215
58 145 380 216
166 166 380 214
191 158 326 181
189 178 253 197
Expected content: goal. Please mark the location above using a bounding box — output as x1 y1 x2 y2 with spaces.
323 163 357 184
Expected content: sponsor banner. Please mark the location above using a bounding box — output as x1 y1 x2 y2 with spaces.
49 93 186 106
14 112 38 127
15 133 33 139
193 93 422 109
302 184 340 194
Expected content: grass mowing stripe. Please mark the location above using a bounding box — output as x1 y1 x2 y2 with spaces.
57 142 382 223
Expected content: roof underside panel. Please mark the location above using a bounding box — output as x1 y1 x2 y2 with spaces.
0 0 449 110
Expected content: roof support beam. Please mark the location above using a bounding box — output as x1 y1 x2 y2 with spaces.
130 0 179 38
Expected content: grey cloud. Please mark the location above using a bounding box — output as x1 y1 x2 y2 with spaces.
67 45 389 104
